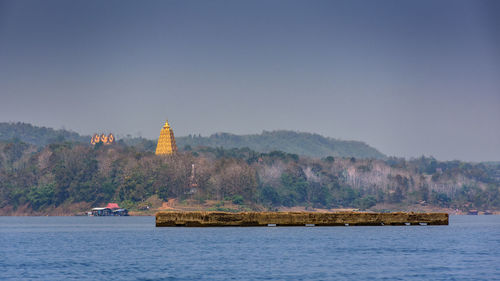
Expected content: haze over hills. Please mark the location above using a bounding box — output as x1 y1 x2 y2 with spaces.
0 122 386 159
0 122 88 145
176 131 386 159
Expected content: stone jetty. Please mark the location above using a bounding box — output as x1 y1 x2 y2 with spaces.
155 211 448 227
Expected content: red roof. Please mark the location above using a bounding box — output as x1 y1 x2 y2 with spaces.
106 203 120 209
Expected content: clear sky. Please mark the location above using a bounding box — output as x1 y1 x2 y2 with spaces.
1 0 499 161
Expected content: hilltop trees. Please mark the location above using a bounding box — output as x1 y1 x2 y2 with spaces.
0 140 499 214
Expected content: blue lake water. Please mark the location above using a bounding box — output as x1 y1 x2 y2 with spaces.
1 216 499 280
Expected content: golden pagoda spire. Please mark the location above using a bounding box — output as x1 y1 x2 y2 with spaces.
155 119 177 155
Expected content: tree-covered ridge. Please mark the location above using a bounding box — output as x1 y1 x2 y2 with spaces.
176 130 386 159
1 122 386 159
0 122 88 146
0 140 499 215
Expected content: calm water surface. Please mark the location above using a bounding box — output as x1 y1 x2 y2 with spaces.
1 216 499 280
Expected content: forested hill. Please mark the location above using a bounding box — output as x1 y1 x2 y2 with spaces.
0 122 88 146
0 122 386 159
176 131 386 159
1 141 499 215
0 123 499 215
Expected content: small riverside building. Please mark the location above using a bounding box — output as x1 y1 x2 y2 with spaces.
112 209 129 216
91 207 112 216
90 203 129 216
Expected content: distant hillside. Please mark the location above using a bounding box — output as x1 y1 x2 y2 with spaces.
176 131 386 159
1 141 498 215
0 122 88 146
0 122 385 159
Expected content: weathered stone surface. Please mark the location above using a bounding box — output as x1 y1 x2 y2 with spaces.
155 211 448 227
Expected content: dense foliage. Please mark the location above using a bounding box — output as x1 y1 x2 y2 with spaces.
0 139 499 214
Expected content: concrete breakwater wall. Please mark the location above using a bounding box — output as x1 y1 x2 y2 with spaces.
155 211 449 227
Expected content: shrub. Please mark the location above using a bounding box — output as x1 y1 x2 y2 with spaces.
232 195 244 205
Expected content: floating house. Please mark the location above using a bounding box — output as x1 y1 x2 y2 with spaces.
89 203 129 216
91 207 112 216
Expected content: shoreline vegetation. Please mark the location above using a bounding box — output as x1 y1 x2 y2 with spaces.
0 122 499 216
2 199 498 216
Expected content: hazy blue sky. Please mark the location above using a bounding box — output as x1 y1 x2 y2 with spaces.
1 0 499 161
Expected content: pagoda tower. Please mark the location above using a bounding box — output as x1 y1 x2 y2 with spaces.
155 120 177 155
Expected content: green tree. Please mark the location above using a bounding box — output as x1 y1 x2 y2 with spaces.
27 183 55 210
